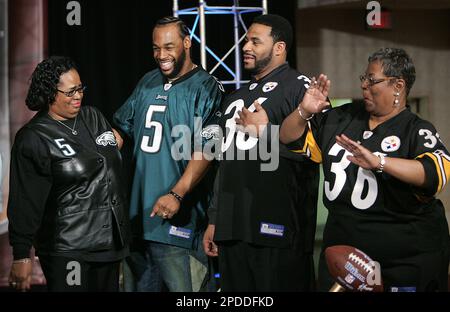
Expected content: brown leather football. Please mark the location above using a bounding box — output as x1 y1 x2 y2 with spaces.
325 245 384 292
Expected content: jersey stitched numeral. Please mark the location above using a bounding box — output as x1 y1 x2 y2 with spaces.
141 105 167 153
297 75 312 88
436 132 444 144
351 165 378 209
325 143 352 201
325 143 379 210
221 97 267 152
54 138 76 156
418 129 438 148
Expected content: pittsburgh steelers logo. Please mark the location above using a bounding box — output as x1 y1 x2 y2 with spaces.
249 83 258 91
381 135 401 152
164 83 172 91
262 82 278 93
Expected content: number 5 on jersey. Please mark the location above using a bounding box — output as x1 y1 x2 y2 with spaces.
54 138 76 156
141 105 167 153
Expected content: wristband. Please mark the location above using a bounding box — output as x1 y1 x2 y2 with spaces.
169 190 183 202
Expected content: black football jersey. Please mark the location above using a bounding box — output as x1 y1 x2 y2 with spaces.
214 63 320 251
291 102 450 264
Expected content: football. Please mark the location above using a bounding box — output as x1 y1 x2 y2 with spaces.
325 245 384 292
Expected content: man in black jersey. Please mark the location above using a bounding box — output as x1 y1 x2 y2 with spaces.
202 14 319 291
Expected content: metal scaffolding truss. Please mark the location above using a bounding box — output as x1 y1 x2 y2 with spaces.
173 0 267 89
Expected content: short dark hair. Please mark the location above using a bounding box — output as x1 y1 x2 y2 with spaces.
368 48 416 96
155 16 190 39
25 56 77 111
252 14 293 52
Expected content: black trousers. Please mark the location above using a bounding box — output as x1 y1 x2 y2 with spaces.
218 241 315 292
39 255 121 292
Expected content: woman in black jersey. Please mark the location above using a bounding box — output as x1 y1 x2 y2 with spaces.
278 48 450 292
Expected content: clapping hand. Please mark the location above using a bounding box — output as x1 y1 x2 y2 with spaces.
299 74 331 117
336 134 380 170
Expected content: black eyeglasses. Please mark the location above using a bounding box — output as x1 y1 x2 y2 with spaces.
57 85 86 97
359 75 397 87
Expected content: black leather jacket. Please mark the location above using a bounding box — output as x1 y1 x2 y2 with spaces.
17 107 129 254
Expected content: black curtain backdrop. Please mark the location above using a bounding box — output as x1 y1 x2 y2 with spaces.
48 0 297 122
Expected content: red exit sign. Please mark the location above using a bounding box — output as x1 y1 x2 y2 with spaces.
366 1 392 30
368 10 392 30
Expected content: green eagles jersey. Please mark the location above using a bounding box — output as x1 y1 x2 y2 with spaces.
114 67 223 249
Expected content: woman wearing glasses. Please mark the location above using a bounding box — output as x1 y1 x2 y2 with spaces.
7 56 129 291
277 48 450 291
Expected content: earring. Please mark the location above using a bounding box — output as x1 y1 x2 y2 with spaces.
394 92 400 107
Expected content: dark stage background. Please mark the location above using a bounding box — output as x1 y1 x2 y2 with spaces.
48 0 297 122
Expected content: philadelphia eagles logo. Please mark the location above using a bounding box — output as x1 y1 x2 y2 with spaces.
96 131 118 146
201 125 221 140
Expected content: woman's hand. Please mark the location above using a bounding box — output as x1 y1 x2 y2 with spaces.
9 259 32 291
280 74 331 144
299 74 331 116
335 134 380 170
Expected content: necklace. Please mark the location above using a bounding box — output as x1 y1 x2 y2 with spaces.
49 114 78 135
167 64 197 84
